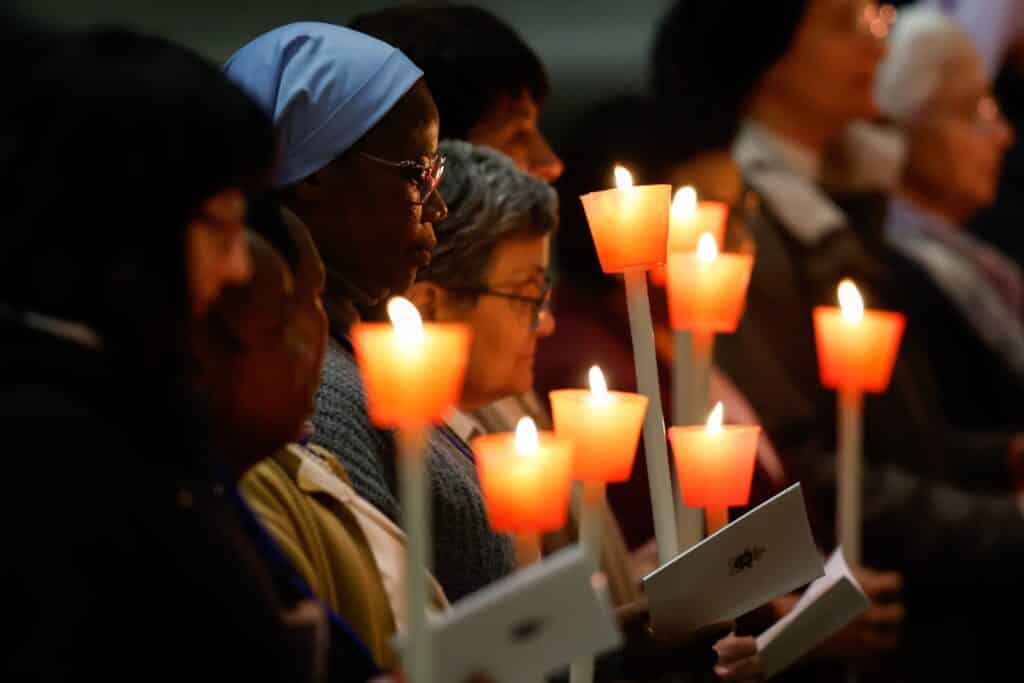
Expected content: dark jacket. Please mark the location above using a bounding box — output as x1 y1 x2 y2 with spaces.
0 316 377 682
715 189 1024 591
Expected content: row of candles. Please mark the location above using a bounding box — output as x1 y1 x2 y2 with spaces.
350 166 907 683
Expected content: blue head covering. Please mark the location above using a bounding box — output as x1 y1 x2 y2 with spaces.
225 22 423 188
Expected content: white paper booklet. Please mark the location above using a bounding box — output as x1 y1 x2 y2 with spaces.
643 483 824 638
395 546 622 683
756 547 870 678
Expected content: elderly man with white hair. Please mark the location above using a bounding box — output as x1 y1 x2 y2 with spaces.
876 6 1024 433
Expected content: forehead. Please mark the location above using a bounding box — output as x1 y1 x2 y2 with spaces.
932 48 986 108
486 233 550 282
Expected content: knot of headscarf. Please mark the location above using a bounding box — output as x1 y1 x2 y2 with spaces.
225 21 423 188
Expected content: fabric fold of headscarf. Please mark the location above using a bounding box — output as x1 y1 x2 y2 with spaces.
225 21 423 187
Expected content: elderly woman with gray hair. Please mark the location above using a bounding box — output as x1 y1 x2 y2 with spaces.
408 140 557 423
876 6 1024 434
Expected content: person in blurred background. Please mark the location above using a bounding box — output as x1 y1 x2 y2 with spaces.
226 22 516 602
0 26 361 682
351 3 563 183
652 1 1024 680
877 6 1023 432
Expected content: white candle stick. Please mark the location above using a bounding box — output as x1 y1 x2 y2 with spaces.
569 481 606 683
623 268 680 564
837 389 864 566
398 427 431 683
672 331 704 549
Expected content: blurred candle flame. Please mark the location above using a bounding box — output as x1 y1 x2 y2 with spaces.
696 232 719 263
515 416 540 456
706 402 725 434
613 165 634 190
588 365 611 404
838 279 865 324
672 186 698 219
387 296 424 347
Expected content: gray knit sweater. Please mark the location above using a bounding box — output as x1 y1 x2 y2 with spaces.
312 339 515 602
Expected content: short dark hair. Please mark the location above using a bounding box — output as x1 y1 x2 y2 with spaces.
419 140 557 293
350 4 549 140
1 27 276 367
651 0 809 151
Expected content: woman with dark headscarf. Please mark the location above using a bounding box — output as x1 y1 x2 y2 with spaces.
0 27 362 682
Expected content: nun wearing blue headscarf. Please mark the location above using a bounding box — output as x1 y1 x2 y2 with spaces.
225 22 516 606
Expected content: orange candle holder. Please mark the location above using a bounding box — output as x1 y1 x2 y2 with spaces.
472 420 573 533
666 236 753 333
580 166 670 273
814 310 905 393
549 388 648 483
351 301 470 428
667 405 760 508
813 281 905 393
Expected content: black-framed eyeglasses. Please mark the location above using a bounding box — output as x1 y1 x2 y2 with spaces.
450 277 553 331
360 151 446 205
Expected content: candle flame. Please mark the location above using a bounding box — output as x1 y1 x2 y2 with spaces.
387 296 424 346
696 232 719 263
588 365 610 404
613 165 634 190
706 402 725 434
838 279 864 324
672 186 698 218
514 416 540 455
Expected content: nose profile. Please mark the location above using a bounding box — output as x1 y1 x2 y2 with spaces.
529 132 564 182
424 188 448 224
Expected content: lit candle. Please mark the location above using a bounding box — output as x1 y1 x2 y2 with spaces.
813 280 905 393
351 297 471 428
813 280 905 566
667 402 760 536
580 166 671 273
579 166 679 567
472 417 573 537
549 366 649 483
351 297 471 683
667 232 753 335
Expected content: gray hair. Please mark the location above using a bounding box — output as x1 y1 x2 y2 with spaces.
419 139 558 291
875 7 977 124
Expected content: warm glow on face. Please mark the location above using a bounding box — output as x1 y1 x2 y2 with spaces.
838 279 865 324
588 365 611 404
696 232 719 263
613 165 634 190
515 416 540 455
672 186 698 218
387 296 424 347
706 401 725 434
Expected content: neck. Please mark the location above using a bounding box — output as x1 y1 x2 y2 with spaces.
899 180 971 226
749 96 845 155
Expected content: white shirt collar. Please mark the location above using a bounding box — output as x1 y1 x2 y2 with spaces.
735 120 846 246
445 408 486 444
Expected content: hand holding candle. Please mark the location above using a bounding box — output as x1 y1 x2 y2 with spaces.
813 280 905 565
667 402 760 535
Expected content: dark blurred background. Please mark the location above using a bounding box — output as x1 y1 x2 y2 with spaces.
20 0 674 148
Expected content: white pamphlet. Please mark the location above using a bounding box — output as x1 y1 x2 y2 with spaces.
395 545 621 683
643 483 824 638
756 547 870 678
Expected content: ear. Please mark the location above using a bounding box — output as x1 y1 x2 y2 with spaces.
406 281 439 322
